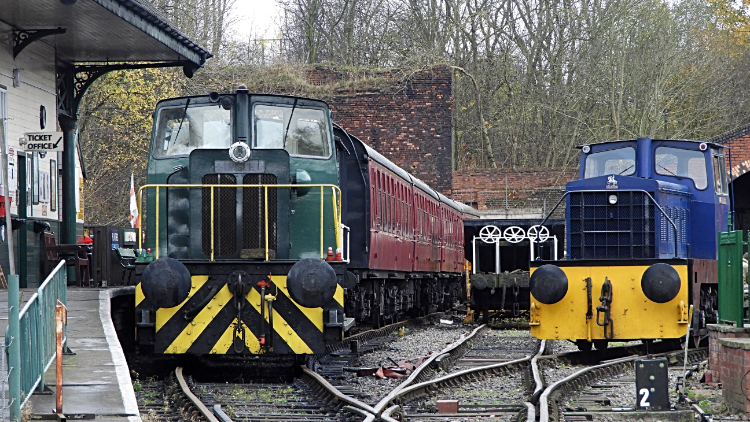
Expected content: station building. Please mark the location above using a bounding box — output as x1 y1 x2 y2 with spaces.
0 0 210 287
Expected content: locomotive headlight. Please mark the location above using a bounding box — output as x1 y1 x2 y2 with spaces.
608 194 618 205
641 263 681 303
530 265 568 305
229 142 251 163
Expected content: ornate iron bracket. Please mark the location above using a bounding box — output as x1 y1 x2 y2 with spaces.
14 28 66 58
56 61 189 117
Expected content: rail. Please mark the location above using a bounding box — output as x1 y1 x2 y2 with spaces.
137 183 342 261
174 367 220 422
6 260 67 412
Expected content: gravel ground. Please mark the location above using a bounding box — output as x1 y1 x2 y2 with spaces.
405 372 527 421
543 362 586 385
460 329 538 361
345 322 470 401
548 339 644 354
549 340 579 354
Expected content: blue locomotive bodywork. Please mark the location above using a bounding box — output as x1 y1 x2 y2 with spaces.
530 138 730 347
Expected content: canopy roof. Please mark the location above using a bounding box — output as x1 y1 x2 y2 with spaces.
1 0 211 66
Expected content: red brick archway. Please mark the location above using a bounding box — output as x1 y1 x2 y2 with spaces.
731 158 750 181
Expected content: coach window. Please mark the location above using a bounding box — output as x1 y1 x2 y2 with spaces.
655 147 708 190
713 154 728 195
584 147 636 178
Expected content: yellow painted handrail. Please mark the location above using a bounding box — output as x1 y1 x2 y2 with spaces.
136 183 342 261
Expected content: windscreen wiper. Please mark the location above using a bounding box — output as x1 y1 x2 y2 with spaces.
172 98 191 148
283 98 298 148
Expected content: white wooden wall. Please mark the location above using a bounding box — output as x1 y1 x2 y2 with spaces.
0 21 84 224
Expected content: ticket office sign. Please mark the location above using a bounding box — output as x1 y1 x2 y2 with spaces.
24 132 64 152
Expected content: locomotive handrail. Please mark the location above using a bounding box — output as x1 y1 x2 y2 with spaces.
136 183 342 261
536 189 680 259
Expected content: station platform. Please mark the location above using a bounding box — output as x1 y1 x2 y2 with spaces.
0 287 140 421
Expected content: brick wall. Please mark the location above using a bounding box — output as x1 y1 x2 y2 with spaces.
707 324 750 416
724 134 750 179
451 168 578 210
311 65 454 193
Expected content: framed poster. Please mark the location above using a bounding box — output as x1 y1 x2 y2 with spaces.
50 159 56 211
39 169 49 203
32 152 38 204
26 155 32 216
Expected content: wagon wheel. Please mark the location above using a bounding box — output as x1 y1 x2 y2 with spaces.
527 225 550 243
478 225 502 244
503 226 526 243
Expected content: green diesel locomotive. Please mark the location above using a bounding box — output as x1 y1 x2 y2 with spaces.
134 87 346 355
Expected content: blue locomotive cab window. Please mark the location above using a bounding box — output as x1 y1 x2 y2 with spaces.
584 147 636 178
154 105 231 157
655 147 707 190
713 154 728 195
253 104 330 158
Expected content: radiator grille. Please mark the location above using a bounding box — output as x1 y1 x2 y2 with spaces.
569 191 655 259
202 174 237 257
243 174 278 254
660 206 688 246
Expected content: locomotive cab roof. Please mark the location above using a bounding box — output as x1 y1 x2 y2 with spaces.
577 138 726 151
153 91 331 108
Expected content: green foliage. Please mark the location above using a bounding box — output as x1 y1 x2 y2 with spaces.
79 68 182 225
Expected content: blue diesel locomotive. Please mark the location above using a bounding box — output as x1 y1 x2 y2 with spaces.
529 138 730 350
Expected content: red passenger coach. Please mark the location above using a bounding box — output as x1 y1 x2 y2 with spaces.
369 161 413 272
335 124 478 327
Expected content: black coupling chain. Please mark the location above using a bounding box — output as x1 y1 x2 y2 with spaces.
596 277 614 339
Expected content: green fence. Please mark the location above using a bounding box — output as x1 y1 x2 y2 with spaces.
6 260 67 413
718 231 746 327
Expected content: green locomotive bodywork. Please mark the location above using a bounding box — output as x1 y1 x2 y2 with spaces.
134 89 347 355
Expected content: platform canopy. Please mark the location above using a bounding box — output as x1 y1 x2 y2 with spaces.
1 0 210 67
0 0 213 247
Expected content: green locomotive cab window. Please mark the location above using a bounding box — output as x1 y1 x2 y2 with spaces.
584 147 636 178
655 146 707 190
253 104 331 158
154 104 231 158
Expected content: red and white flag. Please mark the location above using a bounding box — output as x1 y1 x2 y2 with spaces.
129 173 139 228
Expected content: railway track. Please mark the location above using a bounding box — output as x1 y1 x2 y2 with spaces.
548 348 708 422
137 317 704 422
372 338 703 422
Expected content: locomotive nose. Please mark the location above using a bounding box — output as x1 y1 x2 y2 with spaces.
641 263 681 303
530 264 568 304
286 258 338 308
140 257 192 308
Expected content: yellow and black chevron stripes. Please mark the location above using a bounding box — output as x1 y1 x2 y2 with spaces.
137 274 342 355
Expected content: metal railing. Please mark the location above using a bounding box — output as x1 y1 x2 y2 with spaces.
137 183 343 261
6 260 68 413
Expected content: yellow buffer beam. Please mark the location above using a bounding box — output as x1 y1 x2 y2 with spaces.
529 264 689 341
